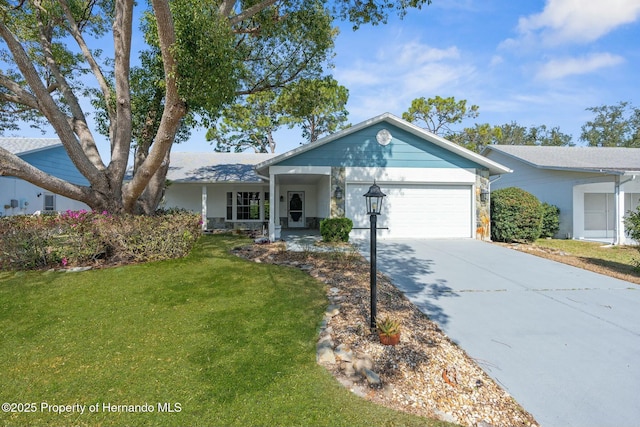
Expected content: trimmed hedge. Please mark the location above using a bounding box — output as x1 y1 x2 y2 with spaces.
490 187 543 242
320 217 353 242
0 210 202 270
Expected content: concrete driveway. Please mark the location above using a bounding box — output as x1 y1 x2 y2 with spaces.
357 238 640 427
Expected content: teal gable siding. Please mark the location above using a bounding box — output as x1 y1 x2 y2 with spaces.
21 147 89 186
277 123 482 169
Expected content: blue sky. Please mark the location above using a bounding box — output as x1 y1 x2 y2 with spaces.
186 0 640 153
15 0 640 155
320 0 640 150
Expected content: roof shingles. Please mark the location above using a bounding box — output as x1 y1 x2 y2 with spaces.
0 137 62 155
486 145 640 173
167 152 276 183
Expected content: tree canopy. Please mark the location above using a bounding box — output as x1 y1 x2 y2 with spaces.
403 95 575 152
402 95 479 136
278 76 349 143
0 0 432 214
580 101 640 147
207 76 349 153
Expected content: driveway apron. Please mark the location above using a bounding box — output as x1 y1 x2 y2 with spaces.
357 238 640 427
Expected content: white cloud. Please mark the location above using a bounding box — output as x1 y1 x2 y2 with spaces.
517 0 640 45
394 43 460 66
489 55 504 67
334 41 475 122
536 52 625 80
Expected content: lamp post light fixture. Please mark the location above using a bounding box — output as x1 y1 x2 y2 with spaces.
363 181 386 330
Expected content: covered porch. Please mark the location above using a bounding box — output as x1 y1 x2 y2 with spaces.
573 173 640 244
265 166 341 241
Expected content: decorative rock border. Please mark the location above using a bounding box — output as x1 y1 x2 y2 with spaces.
316 287 383 395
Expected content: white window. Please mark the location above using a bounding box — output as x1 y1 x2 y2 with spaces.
43 194 56 212
226 191 268 221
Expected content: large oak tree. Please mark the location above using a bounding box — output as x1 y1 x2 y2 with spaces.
0 0 431 214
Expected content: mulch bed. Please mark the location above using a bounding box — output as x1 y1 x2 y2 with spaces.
234 241 539 427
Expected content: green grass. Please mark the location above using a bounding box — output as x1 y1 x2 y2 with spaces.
0 235 446 427
533 238 640 281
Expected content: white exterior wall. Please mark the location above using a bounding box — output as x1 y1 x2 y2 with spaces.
487 151 600 239
0 176 88 216
317 175 331 218
163 183 203 212
485 150 640 241
345 167 477 184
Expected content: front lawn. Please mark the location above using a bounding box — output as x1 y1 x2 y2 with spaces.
513 239 640 285
0 235 443 427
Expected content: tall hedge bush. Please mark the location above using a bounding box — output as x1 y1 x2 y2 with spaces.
490 187 543 242
540 202 560 238
320 217 353 242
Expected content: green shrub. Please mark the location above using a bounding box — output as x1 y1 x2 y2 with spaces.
490 187 543 242
0 210 202 270
540 203 560 238
320 217 353 242
624 207 640 242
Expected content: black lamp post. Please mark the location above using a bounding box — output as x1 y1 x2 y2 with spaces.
363 181 386 330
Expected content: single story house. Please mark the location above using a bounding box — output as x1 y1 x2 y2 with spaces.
482 145 640 244
0 138 89 216
164 113 511 240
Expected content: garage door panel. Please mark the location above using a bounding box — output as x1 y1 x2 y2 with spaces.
346 184 472 239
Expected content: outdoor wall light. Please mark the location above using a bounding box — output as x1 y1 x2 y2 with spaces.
363 181 386 330
334 186 343 200
480 188 490 203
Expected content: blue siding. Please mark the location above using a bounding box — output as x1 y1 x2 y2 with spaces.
277 123 481 169
21 146 89 186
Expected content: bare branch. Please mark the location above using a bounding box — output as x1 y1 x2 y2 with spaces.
124 0 186 212
228 0 279 26
0 147 91 203
107 0 134 194
34 3 106 172
58 0 114 123
0 20 108 191
0 73 40 109
218 0 236 18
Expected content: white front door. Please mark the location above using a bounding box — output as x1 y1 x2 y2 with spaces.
288 191 305 228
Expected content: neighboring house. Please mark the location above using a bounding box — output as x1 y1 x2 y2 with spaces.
164 113 511 240
0 138 89 216
482 145 640 244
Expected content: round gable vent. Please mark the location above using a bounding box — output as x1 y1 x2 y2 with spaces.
376 129 392 146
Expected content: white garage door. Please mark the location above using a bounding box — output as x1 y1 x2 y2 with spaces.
346 184 473 239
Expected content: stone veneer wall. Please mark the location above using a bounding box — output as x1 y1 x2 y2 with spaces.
278 216 321 229
206 218 265 231
475 169 491 240
330 167 346 218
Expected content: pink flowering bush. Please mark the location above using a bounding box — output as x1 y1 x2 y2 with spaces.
0 210 201 270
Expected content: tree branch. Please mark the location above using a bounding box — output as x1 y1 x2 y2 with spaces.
0 20 108 192
0 73 39 109
107 0 134 198
34 4 106 172
58 0 115 128
124 0 186 212
228 0 279 26
0 147 93 204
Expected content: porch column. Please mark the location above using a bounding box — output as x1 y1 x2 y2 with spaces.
269 172 277 241
614 176 625 245
201 185 207 231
